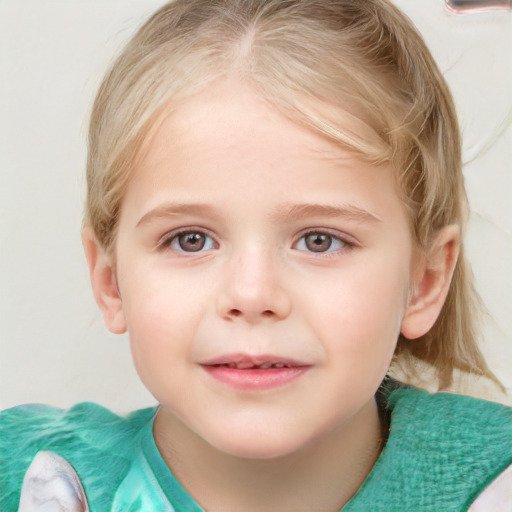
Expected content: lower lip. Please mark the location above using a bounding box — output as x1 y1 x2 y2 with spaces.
202 365 309 390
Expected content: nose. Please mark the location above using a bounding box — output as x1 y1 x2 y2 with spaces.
216 248 292 323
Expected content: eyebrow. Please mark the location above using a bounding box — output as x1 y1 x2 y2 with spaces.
136 201 382 227
136 203 217 227
272 203 383 224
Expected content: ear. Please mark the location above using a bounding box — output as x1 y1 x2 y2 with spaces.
400 225 460 340
82 227 127 334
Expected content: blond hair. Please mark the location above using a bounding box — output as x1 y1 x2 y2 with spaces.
85 0 498 389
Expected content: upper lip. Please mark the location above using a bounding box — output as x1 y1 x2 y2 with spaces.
201 353 310 369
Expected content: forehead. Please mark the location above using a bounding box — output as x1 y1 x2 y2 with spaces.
145 83 346 172
122 81 405 224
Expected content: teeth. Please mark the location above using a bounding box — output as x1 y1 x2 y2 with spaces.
237 361 256 370
218 362 291 369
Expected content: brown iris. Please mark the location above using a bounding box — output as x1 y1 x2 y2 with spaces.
304 233 332 253
177 232 207 252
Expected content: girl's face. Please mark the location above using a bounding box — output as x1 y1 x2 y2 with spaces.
111 82 419 458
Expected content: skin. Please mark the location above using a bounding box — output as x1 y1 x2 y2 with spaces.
83 81 459 511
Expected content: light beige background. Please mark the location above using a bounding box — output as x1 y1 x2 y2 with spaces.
1 0 511 411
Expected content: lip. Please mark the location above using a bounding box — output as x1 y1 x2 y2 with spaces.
201 353 311 390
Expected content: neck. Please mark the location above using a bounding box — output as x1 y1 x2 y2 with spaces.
154 399 382 512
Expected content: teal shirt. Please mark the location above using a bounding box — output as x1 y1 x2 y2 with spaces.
1 386 511 511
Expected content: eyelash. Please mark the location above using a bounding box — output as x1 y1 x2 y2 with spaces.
157 228 355 255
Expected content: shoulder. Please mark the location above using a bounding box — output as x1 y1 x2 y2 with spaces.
0 402 156 512
388 387 512 509
386 385 512 448
346 384 512 511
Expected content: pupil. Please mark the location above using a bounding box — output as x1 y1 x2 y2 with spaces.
305 234 331 252
179 233 205 252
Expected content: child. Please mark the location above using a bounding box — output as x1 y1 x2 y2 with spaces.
1 0 511 510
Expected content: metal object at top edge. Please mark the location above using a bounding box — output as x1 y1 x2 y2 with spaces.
445 0 512 13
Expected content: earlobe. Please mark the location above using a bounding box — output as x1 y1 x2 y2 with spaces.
82 227 127 335
400 225 460 340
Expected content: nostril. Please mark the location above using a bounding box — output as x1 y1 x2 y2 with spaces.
226 308 275 319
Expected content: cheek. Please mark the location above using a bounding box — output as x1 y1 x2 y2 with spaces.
302 257 410 357
121 261 208 323
119 268 209 365
121 276 202 402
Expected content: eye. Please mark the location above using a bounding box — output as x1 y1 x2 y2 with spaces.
294 232 348 253
165 231 216 253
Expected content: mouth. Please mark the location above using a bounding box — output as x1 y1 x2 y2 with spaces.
202 354 308 369
201 354 310 390
210 361 297 370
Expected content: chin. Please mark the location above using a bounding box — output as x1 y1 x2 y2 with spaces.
206 427 309 460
